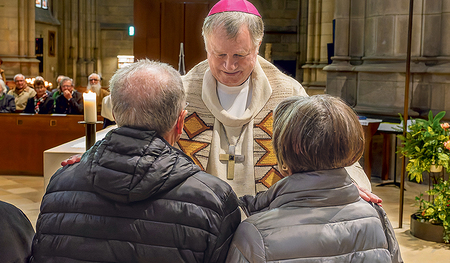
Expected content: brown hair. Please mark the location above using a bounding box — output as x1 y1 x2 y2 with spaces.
272 95 364 174
34 79 45 88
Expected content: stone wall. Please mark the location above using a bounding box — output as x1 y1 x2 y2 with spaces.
325 0 450 119
0 0 39 81
254 0 308 84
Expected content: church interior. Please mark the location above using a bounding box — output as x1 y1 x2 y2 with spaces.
1 0 450 261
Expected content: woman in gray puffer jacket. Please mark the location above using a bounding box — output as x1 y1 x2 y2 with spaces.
226 95 403 263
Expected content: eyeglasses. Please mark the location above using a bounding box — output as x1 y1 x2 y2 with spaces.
89 79 99 82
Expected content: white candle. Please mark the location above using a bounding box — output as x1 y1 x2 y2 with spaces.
83 91 97 123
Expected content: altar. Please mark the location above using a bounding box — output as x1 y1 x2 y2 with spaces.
43 125 117 188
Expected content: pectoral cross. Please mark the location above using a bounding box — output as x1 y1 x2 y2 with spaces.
219 145 245 180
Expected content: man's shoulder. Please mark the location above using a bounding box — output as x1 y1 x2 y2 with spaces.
181 171 238 209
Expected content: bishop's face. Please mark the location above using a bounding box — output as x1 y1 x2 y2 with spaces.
206 25 259 86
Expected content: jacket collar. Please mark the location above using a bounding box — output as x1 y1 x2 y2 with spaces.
244 168 361 214
86 126 200 203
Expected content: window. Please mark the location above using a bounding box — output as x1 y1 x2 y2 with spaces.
117 56 135 69
36 0 48 9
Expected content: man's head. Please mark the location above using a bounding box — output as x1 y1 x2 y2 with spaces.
56 75 65 89
273 95 364 175
202 0 264 86
14 74 27 92
34 79 47 98
87 73 102 95
60 77 74 93
109 59 186 140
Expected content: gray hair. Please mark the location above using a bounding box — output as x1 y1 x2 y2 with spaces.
202 11 264 50
109 59 185 136
0 79 5 95
60 77 74 86
88 73 101 80
14 74 25 82
273 95 364 174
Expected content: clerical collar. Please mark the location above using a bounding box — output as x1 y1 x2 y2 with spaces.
217 77 252 118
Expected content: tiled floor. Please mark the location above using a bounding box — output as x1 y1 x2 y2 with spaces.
1 174 449 262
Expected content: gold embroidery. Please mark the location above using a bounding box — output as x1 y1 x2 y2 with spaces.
255 111 273 136
256 168 284 188
183 112 212 139
255 138 277 166
177 139 209 170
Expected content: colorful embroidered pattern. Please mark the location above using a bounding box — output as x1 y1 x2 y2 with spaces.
255 138 277 166
177 139 209 170
256 167 284 188
183 112 212 139
255 111 273 136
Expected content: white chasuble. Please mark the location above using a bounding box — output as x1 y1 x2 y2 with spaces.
179 56 308 197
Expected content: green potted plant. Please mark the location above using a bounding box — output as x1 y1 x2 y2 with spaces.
398 110 450 243
413 179 450 243
398 111 450 183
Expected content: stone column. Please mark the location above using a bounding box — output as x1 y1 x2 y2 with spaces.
422 0 442 57
76 0 87 86
0 0 39 79
303 0 317 86
332 0 350 64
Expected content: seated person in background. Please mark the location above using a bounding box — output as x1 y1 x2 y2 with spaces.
0 200 35 263
24 79 54 114
226 95 402 263
30 59 241 262
54 77 83 114
0 79 15 112
7 73 36 112
87 73 110 114
50 75 65 101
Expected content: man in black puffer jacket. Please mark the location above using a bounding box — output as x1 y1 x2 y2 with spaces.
30 59 241 262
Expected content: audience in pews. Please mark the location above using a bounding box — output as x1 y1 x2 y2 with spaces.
87 73 109 114
7 73 36 112
0 79 16 112
0 200 35 263
226 95 402 263
30 59 240 262
53 77 83 114
24 79 55 114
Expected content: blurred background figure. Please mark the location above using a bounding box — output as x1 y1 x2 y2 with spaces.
7 74 36 112
24 79 55 114
54 77 83 114
0 79 16 112
50 75 66 101
87 73 109 114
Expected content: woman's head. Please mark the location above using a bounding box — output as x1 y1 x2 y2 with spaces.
273 95 364 174
34 79 47 98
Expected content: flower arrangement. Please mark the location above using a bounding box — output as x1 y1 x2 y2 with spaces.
398 110 450 183
415 179 450 243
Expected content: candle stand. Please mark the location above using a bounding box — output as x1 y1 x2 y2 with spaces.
78 121 103 150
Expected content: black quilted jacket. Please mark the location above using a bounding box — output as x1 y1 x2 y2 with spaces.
31 126 241 262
